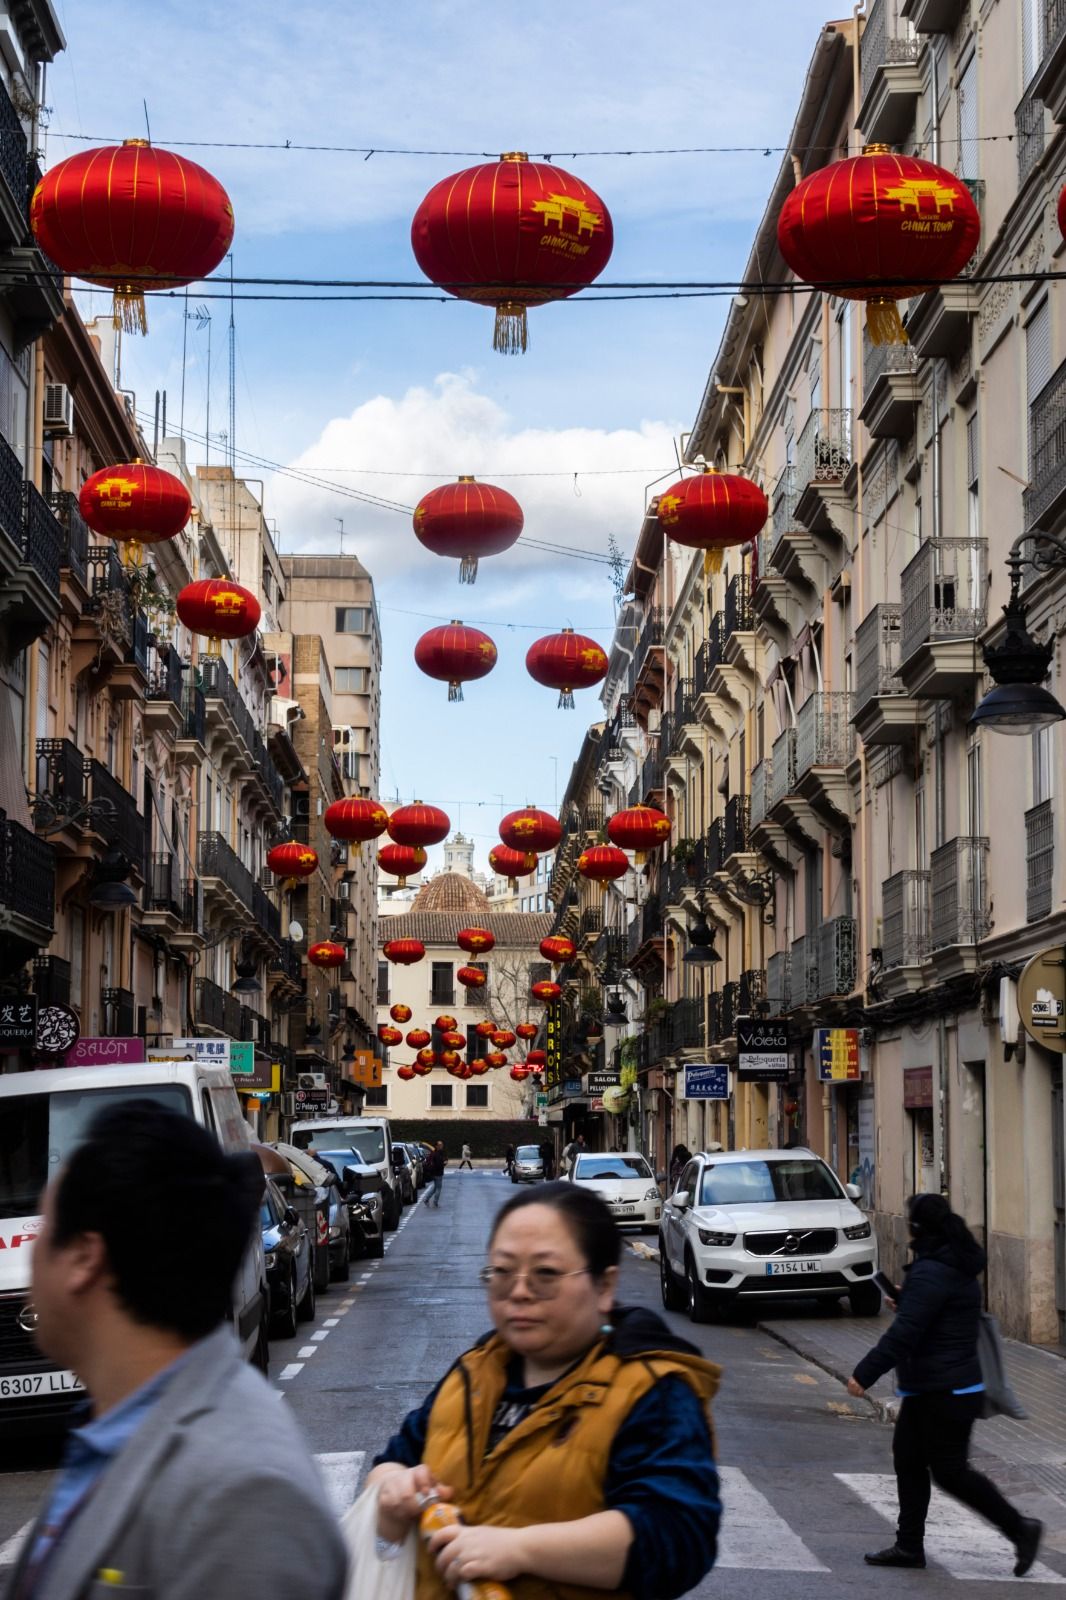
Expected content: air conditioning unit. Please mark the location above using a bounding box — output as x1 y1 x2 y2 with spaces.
298 1071 327 1090
43 383 74 437
281 1093 296 1117
337 881 352 901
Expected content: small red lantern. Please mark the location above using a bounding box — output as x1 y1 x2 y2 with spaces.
412 1059 433 1078
79 462 191 567
486 1050 508 1068
491 1029 516 1050
177 579 260 652
324 797 390 853
390 1003 413 1024
435 1014 459 1033
475 1019 499 1039
416 1047 438 1070
378 843 427 888
414 621 497 701
266 841 319 881
30 140 234 333
656 470 768 575
407 1028 432 1050
578 844 630 883
539 935 576 967
531 980 562 1004
777 146 981 344
526 1049 547 1066
607 805 673 863
308 941 345 970
439 1049 462 1071
509 1065 530 1082
458 927 496 954
413 477 524 584
441 1030 466 1050
388 802 450 848
457 965 488 993
489 845 536 891
397 1065 416 1082
500 807 562 859
383 938 425 965
526 629 608 708
515 1022 538 1041
469 1056 489 1075
378 1025 403 1048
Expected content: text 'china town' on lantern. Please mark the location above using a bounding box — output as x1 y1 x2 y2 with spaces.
411 153 613 354
176 579 260 654
414 621 498 702
79 462 191 568
656 469 768 576
413 478 524 585
378 843 427 888
324 797 389 853
526 629 608 708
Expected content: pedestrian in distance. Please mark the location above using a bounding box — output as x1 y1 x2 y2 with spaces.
9 1100 347 1600
458 1142 474 1170
847 1192 1042 1577
538 1138 554 1180
668 1144 691 1191
560 1132 586 1176
504 1143 516 1179
423 1141 446 1207
366 1181 721 1599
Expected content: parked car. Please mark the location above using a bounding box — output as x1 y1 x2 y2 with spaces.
391 1144 417 1205
291 1117 402 1229
569 1152 662 1233
313 1148 386 1258
255 1143 331 1294
512 1144 545 1184
659 1148 880 1323
272 1142 352 1283
260 1176 315 1338
395 1142 425 1190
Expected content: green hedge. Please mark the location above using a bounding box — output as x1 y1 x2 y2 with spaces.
391 1119 540 1160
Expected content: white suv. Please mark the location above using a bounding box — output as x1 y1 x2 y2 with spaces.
659 1148 879 1322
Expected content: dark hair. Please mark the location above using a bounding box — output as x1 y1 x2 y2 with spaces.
489 1180 621 1277
906 1192 980 1253
52 1100 262 1340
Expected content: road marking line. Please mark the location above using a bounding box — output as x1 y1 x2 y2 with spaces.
323 1318 340 1326
0 1522 31 1568
278 1362 304 1381
311 1330 330 1342
315 1451 367 1518
297 1345 317 1358
334 1306 350 1314
836 1473 1064 1583
716 1467 828 1571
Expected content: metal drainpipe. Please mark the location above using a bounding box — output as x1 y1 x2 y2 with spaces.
929 28 949 1201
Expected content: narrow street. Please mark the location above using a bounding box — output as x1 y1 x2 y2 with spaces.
2 1172 1064 1595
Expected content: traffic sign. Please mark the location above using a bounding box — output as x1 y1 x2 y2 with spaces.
1018 946 1066 1052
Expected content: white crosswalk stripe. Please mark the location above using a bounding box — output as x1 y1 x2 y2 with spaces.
0 1523 31 1568
715 1466 828 1571
315 1451 366 1518
837 1473 1064 1583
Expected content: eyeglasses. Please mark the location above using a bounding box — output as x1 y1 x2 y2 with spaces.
478 1264 590 1300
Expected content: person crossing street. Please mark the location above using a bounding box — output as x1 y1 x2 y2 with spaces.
423 1141 446 1207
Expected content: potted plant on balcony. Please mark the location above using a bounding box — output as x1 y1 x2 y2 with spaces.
644 996 671 1024
670 837 699 879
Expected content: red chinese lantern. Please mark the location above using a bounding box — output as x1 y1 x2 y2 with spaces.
435 1014 459 1033
441 1030 466 1050
387 802 450 848
411 153 613 353
412 1059 433 1077
407 1028 432 1050
397 1065 416 1082
526 629 608 708
416 1047 438 1070
486 1050 508 1068
414 621 498 702
539 935 576 967
307 941 345 970
500 807 562 859
578 844 630 883
510 1065 530 1082
383 938 425 965
656 469 768 575
777 146 981 344
266 841 319 882
378 843 427 888
439 1049 462 1071
457 965 488 993
378 1025 404 1048
526 1049 547 1067
324 797 390 853
460 1063 475 1080
79 462 191 567
527 1061 545 1077
177 579 260 653
475 1018 499 1039
491 1029 516 1050
531 980 562 1004
458 927 495 954
413 478 524 584
489 845 536 890
515 1022 538 1041
30 140 234 333
390 1003 413 1024
470 1056 490 1076
606 804 673 863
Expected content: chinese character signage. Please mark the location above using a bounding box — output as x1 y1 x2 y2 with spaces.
815 1027 861 1082
684 1063 729 1100
229 1041 254 1077
147 1039 230 1067
737 1017 791 1083
0 997 37 1049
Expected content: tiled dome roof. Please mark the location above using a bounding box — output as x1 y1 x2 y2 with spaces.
411 871 491 917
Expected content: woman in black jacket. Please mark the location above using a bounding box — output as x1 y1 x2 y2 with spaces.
848 1193 1042 1576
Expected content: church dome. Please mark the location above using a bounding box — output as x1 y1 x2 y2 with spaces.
411 870 491 917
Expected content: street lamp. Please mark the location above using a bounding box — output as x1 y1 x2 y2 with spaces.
88 848 137 911
231 941 262 994
682 916 721 965
971 546 1066 735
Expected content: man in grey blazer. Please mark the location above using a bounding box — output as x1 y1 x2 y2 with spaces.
6 1101 348 1600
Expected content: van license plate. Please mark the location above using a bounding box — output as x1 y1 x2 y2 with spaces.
766 1260 820 1276
0 1369 84 1398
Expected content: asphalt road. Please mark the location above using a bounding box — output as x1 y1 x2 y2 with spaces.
2 1169 1065 1596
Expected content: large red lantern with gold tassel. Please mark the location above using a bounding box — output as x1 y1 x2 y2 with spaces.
440 1030 467 1051
777 146 980 344
489 845 536 891
383 938 425 966
531 980 562 1004
79 462 191 567
577 844 630 883
324 797 389 853
435 1014 459 1033
515 1022 538 1041
656 470 768 575
387 802 450 849
491 1029 516 1050
416 1047 438 1070
500 807 562 859
390 1003 413 1024
539 935 576 968
307 941 345 970
458 927 495 955
413 478 524 584
486 1050 508 1068
470 1057 490 1076
407 1028 432 1050
411 154 613 354
378 843 427 888
607 804 673 862
526 629 608 708
414 621 498 701
377 1024 403 1048
176 579 260 653
457 965 488 994
30 141 234 333
266 841 318 881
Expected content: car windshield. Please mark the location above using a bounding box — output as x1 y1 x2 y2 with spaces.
516 1146 541 1160
574 1155 652 1181
0 1085 192 1220
315 1149 369 1183
698 1159 843 1207
296 1125 385 1164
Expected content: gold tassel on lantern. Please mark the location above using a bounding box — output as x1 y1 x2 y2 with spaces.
866 298 908 346
557 687 576 710
459 555 479 583
448 680 464 703
703 548 724 576
112 285 149 336
493 302 529 355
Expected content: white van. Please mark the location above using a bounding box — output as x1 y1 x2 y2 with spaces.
0 1061 269 1435
290 1116 402 1230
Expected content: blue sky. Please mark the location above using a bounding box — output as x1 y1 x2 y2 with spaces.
47 0 838 870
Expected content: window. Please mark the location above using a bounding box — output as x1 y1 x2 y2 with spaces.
466 1085 488 1108
1027 301 1051 465
335 607 370 634
430 962 454 1005
1022 0 1043 86
957 54 978 178
966 415 980 543
376 962 389 1004
1033 727 1054 806
968 742 985 837
364 1085 388 1107
335 667 370 693
430 1084 453 1108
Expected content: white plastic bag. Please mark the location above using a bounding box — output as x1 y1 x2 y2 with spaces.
341 1481 417 1600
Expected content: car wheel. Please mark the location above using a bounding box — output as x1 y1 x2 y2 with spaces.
660 1244 685 1312
272 1268 298 1339
314 1240 330 1294
848 1281 883 1317
332 1246 351 1282
686 1253 712 1325
367 1230 385 1259
297 1261 316 1323
384 1192 400 1232
251 1309 270 1375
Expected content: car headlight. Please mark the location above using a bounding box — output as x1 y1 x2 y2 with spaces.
329 1225 341 1239
264 1251 277 1269
643 1187 660 1202
365 1193 382 1211
844 1220 872 1240
697 1229 736 1247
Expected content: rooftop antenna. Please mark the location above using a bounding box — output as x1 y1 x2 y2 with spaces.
336 517 346 556
189 305 212 465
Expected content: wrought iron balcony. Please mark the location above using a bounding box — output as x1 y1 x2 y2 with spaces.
195 976 242 1038
899 538 987 693
694 620 724 697
0 74 28 230
854 604 903 720
1024 359 1066 532
769 463 797 558
147 643 185 709
88 759 146 866
145 852 183 916
198 831 281 942
32 954 71 1008
860 0 922 143
814 916 858 1000
724 574 752 641
723 793 750 860
706 991 722 1044
930 836 990 949
49 492 90 586
0 815 55 937
720 981 739 1040
791 934 815 1006
739 967 766 1016
795 692 855 778
101 986 136 1037
641 744 663 800
270 939 304 982
1016 89 1046 187
750 758 772 829
633 608 664 682
579 907 602 941
22 482 62 597
768 730 797 809
796 407 852 496
625 897 662 965
670 996 704 1049
861 335 921 438
706 816 725 875
672 675 695 726
1025 801 1054 924
766 950 791 1013
181 684 206 746
200 657 263 762
881 869 930 969
35 737 86 818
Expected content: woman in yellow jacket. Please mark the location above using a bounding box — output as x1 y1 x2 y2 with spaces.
367 1182 721 1600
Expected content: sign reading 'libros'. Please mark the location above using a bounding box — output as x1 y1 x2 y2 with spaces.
736 1016 791 1083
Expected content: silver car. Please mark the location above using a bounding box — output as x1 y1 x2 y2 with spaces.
512 1143 545 1184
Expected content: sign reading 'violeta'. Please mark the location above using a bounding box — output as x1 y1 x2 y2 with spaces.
737 1017 790 1083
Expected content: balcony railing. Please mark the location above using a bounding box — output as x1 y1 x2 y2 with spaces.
694 620 724 696
181 684 206 745
672 675 695 726
863 334 919 403
22 483 63 598
854 603 903 718
148 643 185 709
33 954 71 1008
127 607 150 674
796 408 852 495
791 934 815 1005
815 916 858 999
579 907 602 941
796 692 855 777
0 427 21 550
724 793 750 859
195 976 242 1038
88 759 146 865
270 939 303 982
706 816 725 875
724 574 752 640
145 852 182 915
739 967 766 1015
36 736 86 814
1025 801 1054 923
641 744 663 798
0 74 28 210
430 978 456 1007
198 831 280 941
770 463 797 557
767 951 791 1012
930 836 990 948
750 758 771 828
200 657 262 758
0 815 54 931
720 981 739 1040
49 492 89 586
900 538 987 665
860 0 920 104
769 729 797 808
1025 360 1066 530
882 869 930 968
1016 89 1046 186
634 608 664 681
101 986 136 1037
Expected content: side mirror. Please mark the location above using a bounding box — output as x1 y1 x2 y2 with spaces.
845 1182 862 1201
672 1189 692 1210
283 1205 300 1228
656 1171 667 1185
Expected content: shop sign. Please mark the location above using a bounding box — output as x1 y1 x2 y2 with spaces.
62 1035 145 1067
1018 946 1066 1052
0 997 37 1049
36 1005 80 1056
586 1070 621 1096
684 1063 729 1100
545 1003 562 1087
815 1027 862 1083
148 1039 229 1067
233 1054 273 1093
736 1016 790 1083
294 1086 329 1108
903 1065 933 1109
562 1078 584 1097
350 1050 381 1087
229 1041 254 1077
